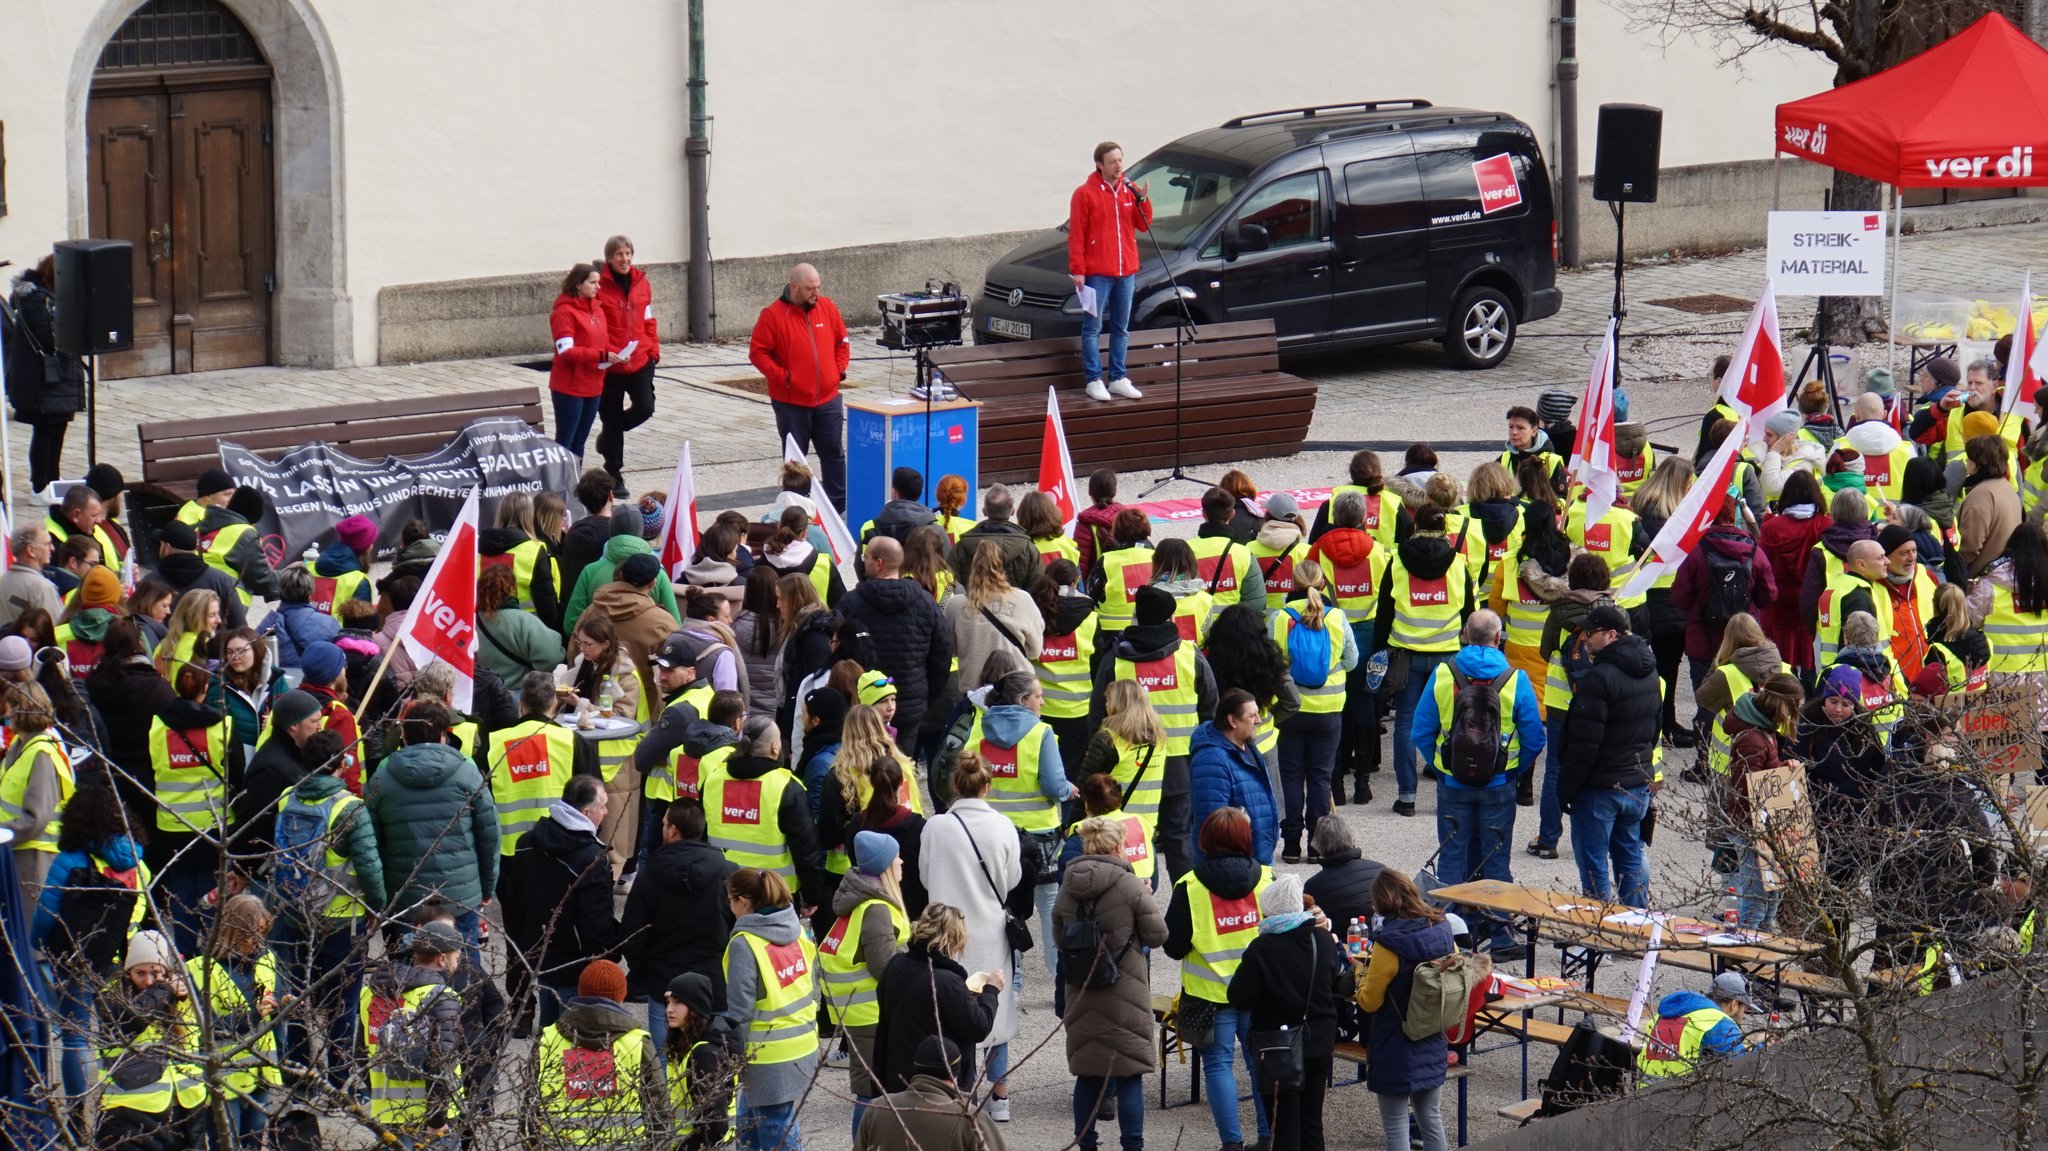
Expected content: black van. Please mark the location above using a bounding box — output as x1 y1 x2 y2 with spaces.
974 100 1562 369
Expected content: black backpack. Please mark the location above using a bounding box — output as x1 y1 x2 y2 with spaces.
1444 669 1509 786
1058 898 1129 989
1700 543 1752 631
48 859 143 974
1538 1018 1633 1116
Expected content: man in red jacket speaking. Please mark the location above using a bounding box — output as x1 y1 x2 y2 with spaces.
749 262 851 508
1069 141 1154 404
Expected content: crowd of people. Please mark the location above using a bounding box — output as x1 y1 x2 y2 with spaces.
5 323 2047 1151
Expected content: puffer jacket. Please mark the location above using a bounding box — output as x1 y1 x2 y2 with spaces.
1670 524 1776 660
837 575 952 739
1559 633 1660 803
564 532 681 637
1302 848 1385 951
503 807 618 990
266 600 340 669
1359 915 1455 1094
1187 721 1277 866
1759 507 1828 670
1055 854 1167 1078
364 741 501 915
1306 525 1381 648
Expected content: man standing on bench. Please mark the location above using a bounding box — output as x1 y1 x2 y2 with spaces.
749 263 850 510
1069 140 1152 404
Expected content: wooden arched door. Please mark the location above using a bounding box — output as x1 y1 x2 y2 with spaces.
87 0 273 378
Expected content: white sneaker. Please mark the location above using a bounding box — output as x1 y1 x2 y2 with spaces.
987 1096 1010 1123
1108 376 1142 399
822 1043 850 1069
1085 379 1112 402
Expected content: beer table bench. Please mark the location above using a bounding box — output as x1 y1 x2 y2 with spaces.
925 319 1317 484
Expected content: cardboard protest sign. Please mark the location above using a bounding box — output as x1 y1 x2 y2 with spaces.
1961 683 2043 775
1746 763 1819 892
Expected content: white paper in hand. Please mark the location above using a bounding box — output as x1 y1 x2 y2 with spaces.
620 340 639 359
1077 284 1099 317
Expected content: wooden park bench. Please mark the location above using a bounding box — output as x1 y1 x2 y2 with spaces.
131 386 546 529
926 319 1318 484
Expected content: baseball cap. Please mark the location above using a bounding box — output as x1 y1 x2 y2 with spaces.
1709 971 1761 1009
1583 603 1630 635
651 631 706 669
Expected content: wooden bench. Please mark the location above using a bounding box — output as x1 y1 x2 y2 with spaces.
926 319 1317 484
1498 1097 1545 1125
132 386 546 528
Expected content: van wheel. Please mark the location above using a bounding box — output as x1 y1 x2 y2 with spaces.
1446 287 1516 369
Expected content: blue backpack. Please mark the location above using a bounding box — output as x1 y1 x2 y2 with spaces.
1283 608 1332 690
272 794 335 910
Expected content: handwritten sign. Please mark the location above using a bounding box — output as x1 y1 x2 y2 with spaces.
1962 684 2042 775
2020 786 2048 851
1747 763 1819 892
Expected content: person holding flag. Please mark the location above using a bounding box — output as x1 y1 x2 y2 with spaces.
651 441 702 583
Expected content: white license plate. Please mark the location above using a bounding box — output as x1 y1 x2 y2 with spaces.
985 316 1032 339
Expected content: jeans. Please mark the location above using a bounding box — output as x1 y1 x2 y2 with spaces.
986 1042 1008 1091
596 361 658 476
1072 1073 1145 1151
222 1087 272 1149
1570 785 1652 909
1376 1086 1446 1151
1391 651 1452 802
1436 783 1518 948
1734 841 1778 930
1278 710 1343 845
1079 274 1137 383
552 391 602 456
1199 1004 1270 1143
271 915 364 1089
645 996 671 1051
1271 1053 1332 1151
772 395 847 510
735 1095 801 1151
1036 881 1060 982
36 965 93 1098
1537 712 1567 849
1157 754 1192 881
156 858 215 956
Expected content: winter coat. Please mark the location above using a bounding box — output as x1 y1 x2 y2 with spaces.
1163 851 1262 988
1798 519 1880 621
0 567 62 633
948 520 1042 592
363 961 464 1110
364 741 501 915
1303 848 1385 947
279 771 386 909
1306 526 1383 645
1188 721 1278 866
549 292 608 399
504 809 619 989
557 514 613 603
1758 508 1828 670
872 942 999 1094
264 601 339 671
564 533 680 639
477 605 566 686
230 729 306 857
763 541 846 608
749 291 850 408
1720 703 1783 825
1230 920 1347 1057
1957 473 2021 579
208 660 285 757
848 805 928 918
719 904 820 1103
596 263 659 373
1356 915 1455 1094
1067 170 1153 278
919 798 1021 1045
137 696 236 877
1409 642 1546 787
721 754 830 909
1761 439 1826 500
620 835 734 1000
777 608 838 737
157 551 248 630
863 499 938 550
1670 524 1778 660
31 834 142 949
587 583 677 697
1055 854 1167 1077
196 507 279 600
1074 502 1129 576
854 1073 1005 1151
1646 991 1749 1061
4 273 82 420
944 587 1043 694
85 655 175 792
729 609 783 719
838 576 953 739
1559 634 1660 804
1694 641 1786 716
1087 619 1218 730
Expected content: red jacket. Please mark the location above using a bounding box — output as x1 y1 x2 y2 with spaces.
1067 172 1153 278
549 293 609 398
749 292 850 407
596 266 660 373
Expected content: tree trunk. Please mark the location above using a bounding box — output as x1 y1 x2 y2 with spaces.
1819 168 1888 342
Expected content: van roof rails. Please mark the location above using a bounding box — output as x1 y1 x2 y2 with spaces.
1222 100 1433 128
1309 111 1508 144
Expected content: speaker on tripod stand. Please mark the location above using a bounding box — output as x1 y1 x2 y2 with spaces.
1592 104 1661 419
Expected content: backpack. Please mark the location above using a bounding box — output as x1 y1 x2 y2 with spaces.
368 987 449 1081
1538 1018 1633 1116
1282 608 1332 690
272 794 336 912
1699 543 1752 631
48 858 141 973
1399 949 1492 1041
1057 898 1128 989
1443 669 1508 787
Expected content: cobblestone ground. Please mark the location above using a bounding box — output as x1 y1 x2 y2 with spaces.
39 219 2048 1148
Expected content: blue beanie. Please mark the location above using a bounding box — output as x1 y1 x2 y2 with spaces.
853 830 899 876
300 641 346 687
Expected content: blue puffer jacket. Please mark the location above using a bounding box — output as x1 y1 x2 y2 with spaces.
1188 721 1278 866
32 835 144 949
1410 643 1546 788
1364 915 1455 1095
267 600 341 669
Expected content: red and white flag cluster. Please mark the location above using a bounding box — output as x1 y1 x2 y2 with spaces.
397 486 479 711
1569 319 1621 527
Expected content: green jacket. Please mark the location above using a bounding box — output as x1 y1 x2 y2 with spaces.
288 770 389 910
364 741 501 915
562 533 680 638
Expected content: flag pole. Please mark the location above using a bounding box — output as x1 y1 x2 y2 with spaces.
351 641 402 727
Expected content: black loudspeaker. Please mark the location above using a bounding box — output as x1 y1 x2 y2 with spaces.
53 239 134 356
1592 104 1663 203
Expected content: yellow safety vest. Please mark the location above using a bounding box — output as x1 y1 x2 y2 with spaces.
1497 559 1550 653
274 788 369 918
1271 607 1349 713
482 538 556 615
1829 658 1906 737
1106 733 1165 822
1543 646 1574 715
148 717 230 834
1985 581 2048 675
0 733 72 853
1703 662 1787 777
1068 808 1157 880
850 757 928 817
311 567 370 622
186 951 282 1096
725 929 820 1066
1452 511 1522 600
1859 442 1915 502
489 718 580 856
1884 568 1940 679
1036 535 1082 568
969 713 1062 832
1097 547 1153 632
1112 643 1201 756
937 514 978 546
536 1023 650 1144
2021 455 2048 522
1311 539 1390 623
1387 557 1469 653
1499 448 1564 491
199 522 257 606
591 672 652 783
1167 586 1215 647
1036 613 1099 720
97 986 207 1113
1566 503 1644 609
362 980 461 1126
1615 444 1657 503
816 897 909 1028
1328 485 1402 554
1188 535 1255 612
1637 1005 1733 1078
52 621 109 681
174 500 207 526
646 686 716 803
1424 663 1523 778
1926 638 1989 695
1176 868 1270 1002
1814 572 1892 666
667 1038 739 1142
703 762 802 882
1246 538 1304 599
154 631 201 679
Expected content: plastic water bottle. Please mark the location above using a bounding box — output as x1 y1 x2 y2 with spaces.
598 676 615 715
1347 917 1368 959
301 544 318 565
1365 649 1390 691
1721 886 1740 927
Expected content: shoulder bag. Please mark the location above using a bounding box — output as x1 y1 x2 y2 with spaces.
952 812 1034 953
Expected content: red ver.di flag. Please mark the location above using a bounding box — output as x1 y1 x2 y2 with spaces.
654 441 700 581
1569 318 1621 527
1038 386 1079 530
1619 427 1744 601
398 485 479 711
1472 153 1523 215
1717 283 1786 446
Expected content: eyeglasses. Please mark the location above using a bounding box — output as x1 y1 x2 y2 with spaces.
225 645 254 659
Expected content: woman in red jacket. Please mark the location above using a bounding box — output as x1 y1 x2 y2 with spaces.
550 263 617 457
1757 469 1830 680
594 235 660 496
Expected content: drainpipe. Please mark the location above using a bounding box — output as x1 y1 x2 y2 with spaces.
685 0 713 340
1556 0 1581 267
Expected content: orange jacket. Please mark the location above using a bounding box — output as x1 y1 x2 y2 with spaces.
549 293 609 398
1067 172 1153 278
596 265 660 373
749 292 850 408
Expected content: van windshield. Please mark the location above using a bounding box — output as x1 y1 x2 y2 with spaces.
1126 151 1252 248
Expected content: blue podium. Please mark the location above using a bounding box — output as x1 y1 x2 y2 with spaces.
845 395 981 535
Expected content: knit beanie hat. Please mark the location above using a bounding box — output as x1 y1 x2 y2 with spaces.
158 520 199 552
619 552 661 588
578 959 628 1003
335 515 379 553
271 689 323 731
299 641 346 687
86 463 126 502
1912 661 1952 698
1765 410 1804 439
1962 411 2001 441
854 830 900 877
1258 872 1305 918
665 972 715 1016
610 505 645 539
125 929 176 971
1537 390 1577 423
1820 666 1862 701
639 495 666 541
1877 524 1915 557
1926 356 1960 391
80 567 123 610
0 636 33 673
1134 585 1176 627
197 468 235 498
1861 367 1895 397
